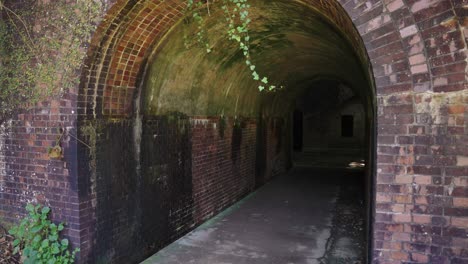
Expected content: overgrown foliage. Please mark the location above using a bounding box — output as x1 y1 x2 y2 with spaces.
8 204 79 264
0 0 102 121
185 0 281 91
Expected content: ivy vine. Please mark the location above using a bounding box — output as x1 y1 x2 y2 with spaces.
185 0 282 92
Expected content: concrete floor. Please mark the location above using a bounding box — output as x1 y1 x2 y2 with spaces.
142 168 366 264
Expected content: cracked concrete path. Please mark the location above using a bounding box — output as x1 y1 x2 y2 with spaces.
142 167 365 264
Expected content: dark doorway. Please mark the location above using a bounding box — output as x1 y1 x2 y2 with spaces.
341 115 354 137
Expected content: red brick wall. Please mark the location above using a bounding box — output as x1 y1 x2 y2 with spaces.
340 0 467 262
191 117 257 223
72 115 283 263
0 95 82 247
0 0 466 263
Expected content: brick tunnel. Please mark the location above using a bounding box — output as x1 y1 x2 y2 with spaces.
0 0 467 264
76 0 377 262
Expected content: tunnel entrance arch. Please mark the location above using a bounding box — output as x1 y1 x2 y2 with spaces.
75 0 443 263
77 1 376 263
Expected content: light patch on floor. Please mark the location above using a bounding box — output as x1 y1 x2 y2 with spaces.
308 226 332 259
333 237 358 259
178 228 218 247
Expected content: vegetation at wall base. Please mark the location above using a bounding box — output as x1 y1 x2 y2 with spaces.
8 204 79 264
0 224 19 264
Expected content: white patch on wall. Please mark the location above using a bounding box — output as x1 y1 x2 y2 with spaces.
0 120 11 194
191 118 210 127
415 90 468 125
0 124 4 193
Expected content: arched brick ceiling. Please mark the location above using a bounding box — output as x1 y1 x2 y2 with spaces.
142 1 372 117
80 0 187 118
80 0 465 119
79 0 374 119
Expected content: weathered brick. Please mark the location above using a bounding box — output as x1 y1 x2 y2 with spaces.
451 217 468 228
453 198 468 208
394 213 412 222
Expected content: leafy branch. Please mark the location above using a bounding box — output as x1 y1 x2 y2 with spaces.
185 0 282 92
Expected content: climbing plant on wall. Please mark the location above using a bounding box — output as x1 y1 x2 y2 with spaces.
0 0 102 122
185 0 281 92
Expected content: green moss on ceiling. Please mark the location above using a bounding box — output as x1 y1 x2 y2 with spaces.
142 0 371 117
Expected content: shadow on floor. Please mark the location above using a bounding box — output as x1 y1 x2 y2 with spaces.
142 167 366 264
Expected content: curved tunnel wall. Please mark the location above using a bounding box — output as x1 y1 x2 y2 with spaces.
73 0 468 263
142 0 372 117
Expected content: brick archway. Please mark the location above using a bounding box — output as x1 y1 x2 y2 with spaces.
78 1 467 263
79 0 377 119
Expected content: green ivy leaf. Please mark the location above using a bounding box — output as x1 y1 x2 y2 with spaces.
51 245 60 254
41 239 50 248
8 227 17 235
41 206 50 215
252 72 259 80
49 234 58 241
26 204 34 212
33 235 41 244
61 239 69 247
13 239 20 247
31 225 42 233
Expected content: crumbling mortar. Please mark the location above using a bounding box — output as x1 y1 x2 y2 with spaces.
414 90 467 125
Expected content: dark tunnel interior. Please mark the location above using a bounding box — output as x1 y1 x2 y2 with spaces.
89 0 377 262
139 0 376 261
139 0 376 260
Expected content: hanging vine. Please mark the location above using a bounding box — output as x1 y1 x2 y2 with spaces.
185 0 282 92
